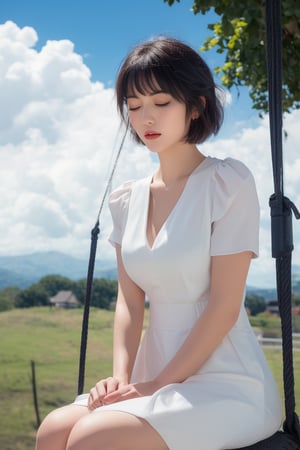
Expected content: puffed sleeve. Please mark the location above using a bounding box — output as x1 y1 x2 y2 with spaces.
108 180 134 247
210 158 260 258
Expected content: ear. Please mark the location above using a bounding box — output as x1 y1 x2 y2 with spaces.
191 96 206 120
200 95 206 109
191 109 200 120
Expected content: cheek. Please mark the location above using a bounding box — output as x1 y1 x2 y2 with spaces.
128 113 138 129
170 106 187 126
174 111 190 134
128 114 144 140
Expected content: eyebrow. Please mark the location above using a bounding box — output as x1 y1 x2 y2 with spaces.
126 90 166 99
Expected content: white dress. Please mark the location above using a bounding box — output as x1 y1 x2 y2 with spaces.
75 157 282 450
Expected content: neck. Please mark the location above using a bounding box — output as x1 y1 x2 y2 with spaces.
154 144 205 185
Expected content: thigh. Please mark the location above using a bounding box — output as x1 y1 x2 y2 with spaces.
67 410 169 450
36 404 89 450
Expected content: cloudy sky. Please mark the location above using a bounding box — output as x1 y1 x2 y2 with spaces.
1 0 300 288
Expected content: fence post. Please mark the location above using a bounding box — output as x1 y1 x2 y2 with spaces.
31 360 41 428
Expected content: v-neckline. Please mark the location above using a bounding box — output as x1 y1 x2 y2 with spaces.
145 157 209 250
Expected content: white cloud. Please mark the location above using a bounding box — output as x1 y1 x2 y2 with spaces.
1 21 299 288
0 21 155 260
202 111 300 287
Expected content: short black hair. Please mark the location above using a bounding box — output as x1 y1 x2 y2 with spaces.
116 36 224 144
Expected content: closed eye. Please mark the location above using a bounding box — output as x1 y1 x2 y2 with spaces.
128 105 140 111
156 102 170 107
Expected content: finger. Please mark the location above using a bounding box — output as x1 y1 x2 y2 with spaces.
95 380 109 399
88 390 95 410
104 385 137 404
106 377 120 395
88 388 103 410
103 385 126 404
103 391 121 404
88 387 96 403
88 397 103 410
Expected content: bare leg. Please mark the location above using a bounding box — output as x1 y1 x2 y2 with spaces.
66 410 169 450
35 404 88 450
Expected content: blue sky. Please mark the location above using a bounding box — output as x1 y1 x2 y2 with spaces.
2 0 219 83
1 0 255 130
1 1 300 287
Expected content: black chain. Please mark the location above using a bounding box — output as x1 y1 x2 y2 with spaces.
77 122 129 396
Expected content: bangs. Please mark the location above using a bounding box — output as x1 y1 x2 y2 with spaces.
124 65 185 102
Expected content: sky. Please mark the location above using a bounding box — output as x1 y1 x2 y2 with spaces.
1 0 300 288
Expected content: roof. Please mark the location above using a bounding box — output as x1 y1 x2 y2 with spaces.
49 290 79 305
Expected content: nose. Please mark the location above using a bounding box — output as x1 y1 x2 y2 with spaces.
141 106 154 125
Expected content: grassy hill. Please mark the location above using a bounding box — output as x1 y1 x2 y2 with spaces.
0 307 115 450
0 307 299 450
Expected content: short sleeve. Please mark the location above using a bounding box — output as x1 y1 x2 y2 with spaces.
108 180 134 247
210 158 260 258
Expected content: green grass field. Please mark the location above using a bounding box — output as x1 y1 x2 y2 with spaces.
0 307 299 450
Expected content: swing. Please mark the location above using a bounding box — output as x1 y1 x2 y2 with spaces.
76 1 300 448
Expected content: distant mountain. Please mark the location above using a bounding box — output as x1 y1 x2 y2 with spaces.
0 267 31 289
247 264 300 300
0 251 299 296
246 286 277 301
0 251 117 289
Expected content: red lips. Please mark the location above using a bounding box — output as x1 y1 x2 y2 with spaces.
144 130 161 140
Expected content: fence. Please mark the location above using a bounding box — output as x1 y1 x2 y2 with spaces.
258 333 300 351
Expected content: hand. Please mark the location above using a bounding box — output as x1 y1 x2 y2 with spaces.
88 376 126 411
102 380 160 405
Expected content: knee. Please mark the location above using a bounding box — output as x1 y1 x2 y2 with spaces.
66 414 112 450
36 407 72 449
37 409 61 438
66 415 94 450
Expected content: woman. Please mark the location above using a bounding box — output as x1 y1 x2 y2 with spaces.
36 36 282 450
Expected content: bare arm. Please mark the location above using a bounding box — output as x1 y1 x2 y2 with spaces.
88 244 145 409
112 244 145 383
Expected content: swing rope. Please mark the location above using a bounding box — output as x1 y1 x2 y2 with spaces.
77 123 128 396
265 0 300 441
228 1 300 448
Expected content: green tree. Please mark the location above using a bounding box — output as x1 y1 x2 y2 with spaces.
0 287 20 311
245 294 267 316
164 0 300 114
16 284 48 308
72 279 86 306
293 293 300 306
92 278 118 309
73 278 118 310
38 274 74 297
